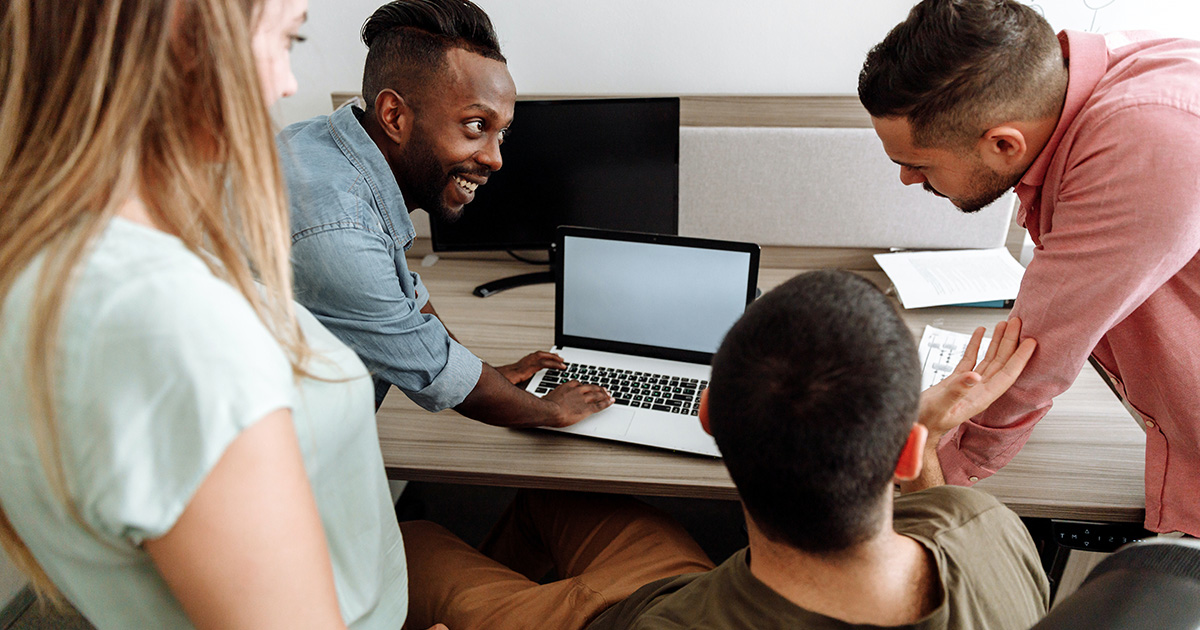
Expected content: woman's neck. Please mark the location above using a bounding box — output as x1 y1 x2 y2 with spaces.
117 195 158 229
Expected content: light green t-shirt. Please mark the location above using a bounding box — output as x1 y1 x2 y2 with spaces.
0 218 407 628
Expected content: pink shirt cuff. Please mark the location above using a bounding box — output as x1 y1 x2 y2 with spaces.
937 431 998 486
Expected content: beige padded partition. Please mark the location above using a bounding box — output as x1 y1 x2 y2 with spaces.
327 93 1014 249
679 126 1014 249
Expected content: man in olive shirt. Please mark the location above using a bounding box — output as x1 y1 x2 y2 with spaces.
402 271 1049 629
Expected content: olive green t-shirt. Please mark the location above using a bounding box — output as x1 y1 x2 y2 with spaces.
588 486 1049 629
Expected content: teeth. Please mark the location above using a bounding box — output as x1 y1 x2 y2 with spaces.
454 176 478 193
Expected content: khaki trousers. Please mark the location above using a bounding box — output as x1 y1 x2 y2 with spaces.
401 489 715 630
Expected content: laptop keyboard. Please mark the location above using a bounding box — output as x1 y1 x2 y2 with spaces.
534 362 707 416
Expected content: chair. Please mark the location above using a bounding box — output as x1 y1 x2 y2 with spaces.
1033 539 1200 629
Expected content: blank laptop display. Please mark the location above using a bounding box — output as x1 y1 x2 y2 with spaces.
561 237 751 356
526 227 759 456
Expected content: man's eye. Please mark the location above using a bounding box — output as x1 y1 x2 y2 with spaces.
466 121 484 134
498 128 508 144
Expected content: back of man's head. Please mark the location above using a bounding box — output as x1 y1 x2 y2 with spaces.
707 270 920 554
360 0 505 112
857 0 1066 148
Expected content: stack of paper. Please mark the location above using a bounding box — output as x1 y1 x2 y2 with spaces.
874 248 1025 309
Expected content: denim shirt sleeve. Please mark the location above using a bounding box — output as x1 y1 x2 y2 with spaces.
409 270 430 311
291 223 482 412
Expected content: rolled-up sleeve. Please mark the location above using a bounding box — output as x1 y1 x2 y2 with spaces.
291 223 482 411
409 269 431 311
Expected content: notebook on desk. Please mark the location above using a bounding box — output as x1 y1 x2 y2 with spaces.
525 226 760 456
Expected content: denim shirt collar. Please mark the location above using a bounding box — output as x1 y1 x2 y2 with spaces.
326 105 416 247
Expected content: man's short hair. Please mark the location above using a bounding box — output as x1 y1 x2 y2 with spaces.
857 0 1066 148
360 0 506 112
707 270 920 554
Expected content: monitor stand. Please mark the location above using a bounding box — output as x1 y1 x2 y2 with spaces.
471 246 556 298
473 270 554 298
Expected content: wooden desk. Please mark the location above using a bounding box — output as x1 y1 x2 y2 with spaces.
377 247 1147 523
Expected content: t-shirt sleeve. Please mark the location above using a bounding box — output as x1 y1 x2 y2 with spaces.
895 486 1051 623
67 270 296 545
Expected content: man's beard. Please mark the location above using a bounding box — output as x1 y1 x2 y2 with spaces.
395 126 491 224
397 131 459 222
927 160 1022 214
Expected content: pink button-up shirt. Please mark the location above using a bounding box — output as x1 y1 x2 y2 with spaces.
938 30 1200 535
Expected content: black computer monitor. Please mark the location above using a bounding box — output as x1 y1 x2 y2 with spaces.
429 97 680 295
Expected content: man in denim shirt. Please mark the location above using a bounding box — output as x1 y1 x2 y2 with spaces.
278 0 611 427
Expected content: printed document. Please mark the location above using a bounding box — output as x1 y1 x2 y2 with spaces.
874 248 1025 309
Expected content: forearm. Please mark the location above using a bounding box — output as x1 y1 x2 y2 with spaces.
899 442 945 494
454 364 564 428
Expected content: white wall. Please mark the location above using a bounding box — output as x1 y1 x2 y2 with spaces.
275 0 1200 127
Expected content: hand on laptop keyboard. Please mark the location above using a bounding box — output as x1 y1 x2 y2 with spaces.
537 363 707 417
497 350 568 386
535 371 614 427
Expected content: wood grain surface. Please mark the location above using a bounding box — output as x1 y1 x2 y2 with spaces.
376 246 1146 522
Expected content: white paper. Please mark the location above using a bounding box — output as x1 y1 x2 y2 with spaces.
874 248 1025 309
918 326 992 390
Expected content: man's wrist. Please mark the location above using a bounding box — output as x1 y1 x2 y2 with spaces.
532 390 567 427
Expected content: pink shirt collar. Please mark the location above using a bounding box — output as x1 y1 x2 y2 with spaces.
1014 31 1110 226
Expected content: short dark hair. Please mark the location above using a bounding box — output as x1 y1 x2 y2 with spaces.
857 0 1066 148
707 271 920 554
360 0 506 111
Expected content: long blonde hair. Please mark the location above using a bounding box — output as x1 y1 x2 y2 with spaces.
0 0 309 601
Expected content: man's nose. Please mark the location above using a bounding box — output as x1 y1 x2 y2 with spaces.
899 166 925 186
477 138 503 172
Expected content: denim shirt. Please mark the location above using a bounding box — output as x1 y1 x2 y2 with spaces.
277 105 482 410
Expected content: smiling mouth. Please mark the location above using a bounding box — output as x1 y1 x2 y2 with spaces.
453 175 479 193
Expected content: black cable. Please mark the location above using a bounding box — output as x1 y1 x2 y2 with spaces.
506 250 551 265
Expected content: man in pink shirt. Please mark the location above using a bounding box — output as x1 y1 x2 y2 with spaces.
858 0 1200 536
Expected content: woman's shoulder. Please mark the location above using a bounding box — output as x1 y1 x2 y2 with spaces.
74 219 275 342
52 219 296 407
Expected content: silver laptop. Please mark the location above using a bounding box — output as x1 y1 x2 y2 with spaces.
525 226 760 456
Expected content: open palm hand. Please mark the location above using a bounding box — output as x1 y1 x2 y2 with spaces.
918 317 1037 440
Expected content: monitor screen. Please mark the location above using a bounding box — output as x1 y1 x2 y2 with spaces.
430 97 680 252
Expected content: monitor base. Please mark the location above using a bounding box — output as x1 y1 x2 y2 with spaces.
473 271 554 298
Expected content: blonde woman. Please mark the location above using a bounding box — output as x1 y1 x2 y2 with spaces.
0 1 427 628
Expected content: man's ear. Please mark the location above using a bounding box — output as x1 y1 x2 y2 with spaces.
698 389 712 436
894 423 928 482
977 124 1029 171
372 88 413 147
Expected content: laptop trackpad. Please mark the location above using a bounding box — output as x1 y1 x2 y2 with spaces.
566 405 636 437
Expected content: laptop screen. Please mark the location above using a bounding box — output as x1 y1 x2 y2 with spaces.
557 228 759 363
